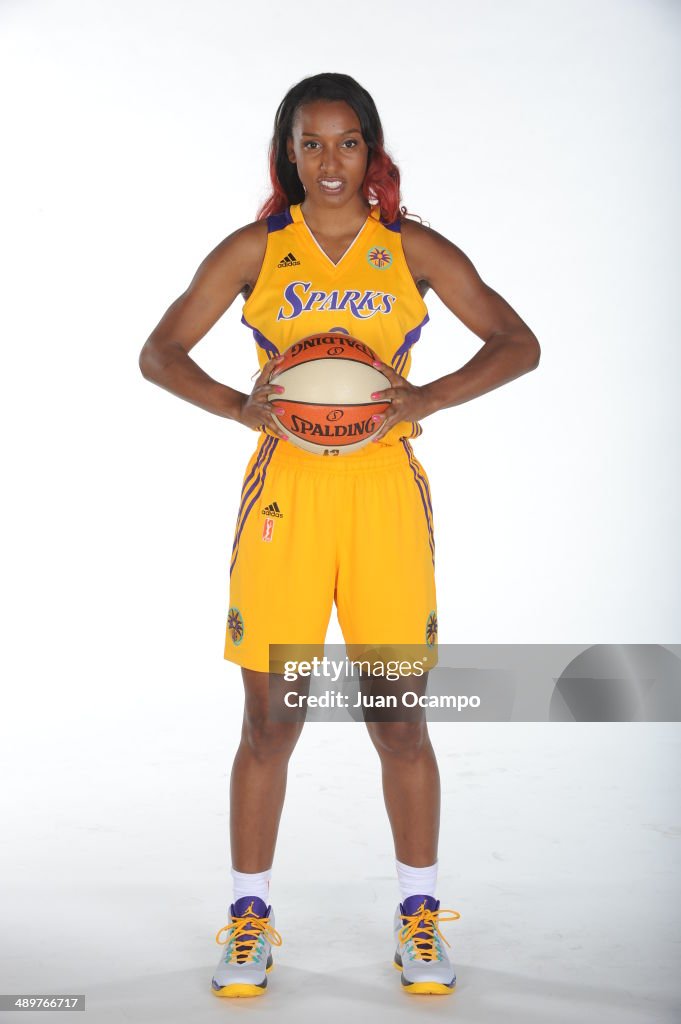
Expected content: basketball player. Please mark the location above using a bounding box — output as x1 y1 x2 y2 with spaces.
139 72 540 998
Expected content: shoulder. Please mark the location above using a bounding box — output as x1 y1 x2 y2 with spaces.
200 218 269 296
399 216 468 288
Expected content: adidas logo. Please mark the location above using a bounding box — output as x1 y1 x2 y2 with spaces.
262 501 284 518
277 252 301 268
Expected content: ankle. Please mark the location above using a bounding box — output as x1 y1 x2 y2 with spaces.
231 865 272 904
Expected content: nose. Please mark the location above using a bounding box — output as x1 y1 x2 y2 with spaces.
320 149 339 175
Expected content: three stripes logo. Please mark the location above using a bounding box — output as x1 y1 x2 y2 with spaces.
261 501 282 543
277 252 301 268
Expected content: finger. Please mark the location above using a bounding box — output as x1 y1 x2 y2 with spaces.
254 379 285 398
265 410 289 440
372 358 402 382
370 412 394 443
252 353 285 383
369 386 395 401
261 427 289 441
259 397 289 438
251 397 287 420
267 353 285 373
253 413 288 440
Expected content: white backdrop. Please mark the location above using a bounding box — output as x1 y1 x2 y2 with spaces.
1 1 680 1021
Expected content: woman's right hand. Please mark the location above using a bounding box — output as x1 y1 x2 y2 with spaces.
235 354 289 439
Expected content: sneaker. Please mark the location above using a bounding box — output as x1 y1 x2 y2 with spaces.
393 894 461 995
211 896 282 998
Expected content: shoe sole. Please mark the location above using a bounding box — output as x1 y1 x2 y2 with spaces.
211 961 274 998
393 958 456 995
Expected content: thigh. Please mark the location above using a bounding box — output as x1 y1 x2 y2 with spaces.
336 441 438 660
225 439 336 673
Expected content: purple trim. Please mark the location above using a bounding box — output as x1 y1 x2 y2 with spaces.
379 213 401 233
267 208 293 233
232 437 275 546
404 438 434 519
241 314 280 359
391 313 430 373
400 439 434 564
230 438 279 576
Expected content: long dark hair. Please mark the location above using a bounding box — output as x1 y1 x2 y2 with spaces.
257 72 421 224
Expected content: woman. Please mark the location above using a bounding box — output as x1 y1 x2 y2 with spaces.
139 72 540 999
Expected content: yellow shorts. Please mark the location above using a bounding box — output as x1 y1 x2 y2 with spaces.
224 434 438 673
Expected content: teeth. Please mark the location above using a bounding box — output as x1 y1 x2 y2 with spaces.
320 180 342 188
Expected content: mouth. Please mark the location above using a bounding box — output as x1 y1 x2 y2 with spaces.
318 178 344 194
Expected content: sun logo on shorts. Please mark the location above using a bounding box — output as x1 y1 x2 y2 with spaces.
425 610 438 646
367 246 393 269
227 606 245 646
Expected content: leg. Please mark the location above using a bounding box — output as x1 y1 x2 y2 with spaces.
334 444 440 862
364 691 440 865
370 706 460 996
229 668 305 872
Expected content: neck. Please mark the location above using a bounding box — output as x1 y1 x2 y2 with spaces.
300 194 371 236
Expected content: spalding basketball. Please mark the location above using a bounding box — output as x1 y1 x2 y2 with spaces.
267 333 391 455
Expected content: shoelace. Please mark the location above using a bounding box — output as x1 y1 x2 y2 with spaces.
215 901 283 965
398 901 461 962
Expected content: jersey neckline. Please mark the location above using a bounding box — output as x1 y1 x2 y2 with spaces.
289 203 381 271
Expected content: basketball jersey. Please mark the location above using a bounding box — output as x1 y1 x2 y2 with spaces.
241 202 430 447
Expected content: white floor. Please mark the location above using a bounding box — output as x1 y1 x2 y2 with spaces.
2 714 680 1023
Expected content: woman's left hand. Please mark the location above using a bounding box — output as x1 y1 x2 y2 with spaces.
368 359 433 442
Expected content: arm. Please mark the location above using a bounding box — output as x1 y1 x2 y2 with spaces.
370 219 541 439
138 220 287 436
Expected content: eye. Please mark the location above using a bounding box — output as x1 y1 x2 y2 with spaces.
303 141 320 149
342 139 359 148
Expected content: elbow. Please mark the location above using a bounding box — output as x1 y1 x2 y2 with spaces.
531 338 541 369
139 336 184 383
138 340 159 382
525 334 541 371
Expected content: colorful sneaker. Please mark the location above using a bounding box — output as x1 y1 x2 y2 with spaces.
211 896 282 998
393 894 461 995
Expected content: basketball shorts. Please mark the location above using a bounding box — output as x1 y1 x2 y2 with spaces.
224 434 438 673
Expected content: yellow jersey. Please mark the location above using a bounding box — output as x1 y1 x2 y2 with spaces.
241 202 430 447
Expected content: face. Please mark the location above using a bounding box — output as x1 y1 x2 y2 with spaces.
286 100 370 206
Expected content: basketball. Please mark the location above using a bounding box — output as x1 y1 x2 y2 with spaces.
267 333 392 455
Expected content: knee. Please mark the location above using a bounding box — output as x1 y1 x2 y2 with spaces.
368 721 430 760
241 714 302 762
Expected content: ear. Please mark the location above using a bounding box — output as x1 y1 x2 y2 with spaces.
286 138 295 164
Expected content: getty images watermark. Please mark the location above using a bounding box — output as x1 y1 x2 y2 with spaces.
281 653 477 714
264 644 681 722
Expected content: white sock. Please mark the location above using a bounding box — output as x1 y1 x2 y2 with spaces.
396 859 438 902
231 866 272 905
